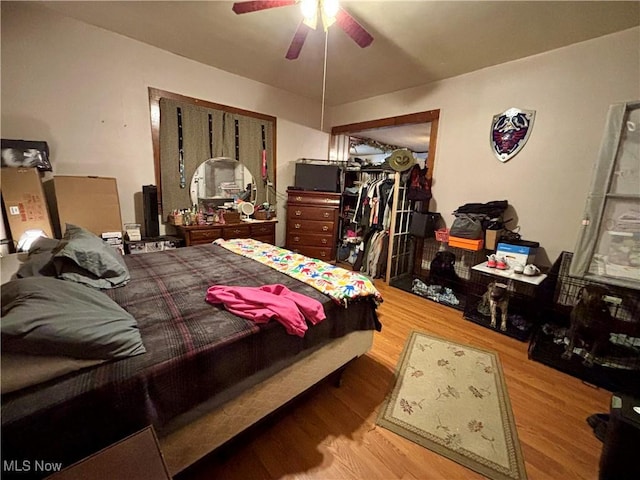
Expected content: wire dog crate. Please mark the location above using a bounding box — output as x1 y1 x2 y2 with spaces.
390 238 487 311
528 252 640 394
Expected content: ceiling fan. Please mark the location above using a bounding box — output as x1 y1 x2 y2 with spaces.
232 0 374 60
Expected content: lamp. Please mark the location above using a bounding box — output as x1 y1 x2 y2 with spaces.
300 0 339 130
300 0 339 31
322 0 339 30
300 0 318 29
17 229 47 252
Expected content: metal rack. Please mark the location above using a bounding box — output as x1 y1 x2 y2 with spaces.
386 171 413 282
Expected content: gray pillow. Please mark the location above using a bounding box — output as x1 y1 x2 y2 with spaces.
16 237 61 279
53 223 130 289
1 277 146 360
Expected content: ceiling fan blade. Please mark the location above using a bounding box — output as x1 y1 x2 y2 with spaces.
335 8 373 48
286 21 311 60
232 0 297 15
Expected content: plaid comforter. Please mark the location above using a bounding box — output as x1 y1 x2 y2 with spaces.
1 243 379 474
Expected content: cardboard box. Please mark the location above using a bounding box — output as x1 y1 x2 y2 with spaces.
448 236 484 251
496 242 537 268
45 176 122 238
484 229 503 250
1 167 54 242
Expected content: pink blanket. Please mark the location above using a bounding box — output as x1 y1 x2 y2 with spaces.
205 284 326 337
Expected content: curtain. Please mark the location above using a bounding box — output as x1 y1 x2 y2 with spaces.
159 98 275 216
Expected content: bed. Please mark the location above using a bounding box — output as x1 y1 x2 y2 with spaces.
1 234 381 478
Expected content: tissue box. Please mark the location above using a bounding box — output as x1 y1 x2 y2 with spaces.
496 242 536 268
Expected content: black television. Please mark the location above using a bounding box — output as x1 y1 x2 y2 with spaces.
294 163 340 193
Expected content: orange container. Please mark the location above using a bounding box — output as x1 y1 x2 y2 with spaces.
448 236 484 251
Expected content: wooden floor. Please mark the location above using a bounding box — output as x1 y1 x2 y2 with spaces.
178 280 611 480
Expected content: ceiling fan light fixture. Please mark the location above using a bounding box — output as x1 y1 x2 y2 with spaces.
300 0 318 28
321 10 336 31
300 0 317 20
302 14 318 29
323 0 339 19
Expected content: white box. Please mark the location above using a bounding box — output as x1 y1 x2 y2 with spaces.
496 242 537 269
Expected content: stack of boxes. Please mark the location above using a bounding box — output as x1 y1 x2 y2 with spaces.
101 231 125 255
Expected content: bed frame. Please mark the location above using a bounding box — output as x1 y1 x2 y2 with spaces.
1 251 377 476
160 329 373 475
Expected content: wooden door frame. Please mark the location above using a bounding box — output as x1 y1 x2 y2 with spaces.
331 109 441 281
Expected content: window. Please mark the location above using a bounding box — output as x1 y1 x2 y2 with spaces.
570 101 640 289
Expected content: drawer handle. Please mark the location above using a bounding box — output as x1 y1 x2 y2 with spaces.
295 196 302 201
295 210 302 216
323 212 329 218
320 251 327 257
321 238 327 244
257 227 266 233
324 198 331 203
294 223 301 229
322 225 328 232
294 236 300 242
233 229 241 234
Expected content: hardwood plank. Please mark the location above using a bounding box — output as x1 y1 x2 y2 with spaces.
178 280 611 480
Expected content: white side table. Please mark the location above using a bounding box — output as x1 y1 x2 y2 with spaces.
464 261 549 341
472 261 547 285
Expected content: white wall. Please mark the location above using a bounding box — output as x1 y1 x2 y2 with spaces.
3 1 639 263
329 28 640 266
0 2 329 246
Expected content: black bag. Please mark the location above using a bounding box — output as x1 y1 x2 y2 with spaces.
409 212 440 238
453 200 508 219
449 213 483 239
406 165 432 201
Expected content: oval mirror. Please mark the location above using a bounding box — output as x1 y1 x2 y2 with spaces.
190 157 256 208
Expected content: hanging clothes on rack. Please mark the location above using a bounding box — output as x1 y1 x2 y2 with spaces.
352 172 395 231
348 170 396 275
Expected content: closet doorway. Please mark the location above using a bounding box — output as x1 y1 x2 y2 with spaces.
330 110 440 282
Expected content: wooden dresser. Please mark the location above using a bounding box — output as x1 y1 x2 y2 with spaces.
175 220 276 247
285 189 341 262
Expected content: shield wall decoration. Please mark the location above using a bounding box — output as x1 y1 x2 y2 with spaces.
490 107 535 162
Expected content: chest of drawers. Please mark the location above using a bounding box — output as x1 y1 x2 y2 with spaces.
285 189 340 262
175 220 276 247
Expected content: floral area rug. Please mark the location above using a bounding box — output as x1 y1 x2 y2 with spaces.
377 331 527 480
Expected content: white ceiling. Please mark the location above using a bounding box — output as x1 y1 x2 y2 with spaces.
39 1 639 107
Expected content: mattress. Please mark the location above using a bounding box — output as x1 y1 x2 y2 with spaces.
1 243 380 475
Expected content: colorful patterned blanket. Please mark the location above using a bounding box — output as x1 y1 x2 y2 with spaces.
214 239 383 306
